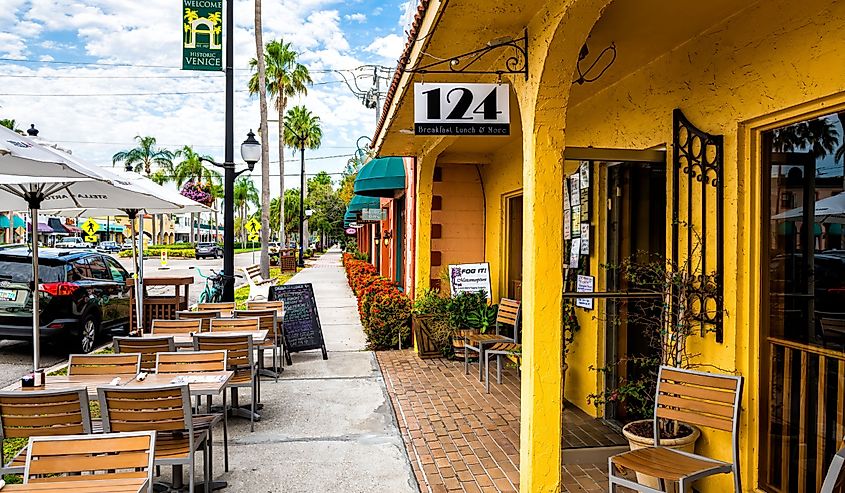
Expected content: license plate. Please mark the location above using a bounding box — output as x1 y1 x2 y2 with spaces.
0 289 18 302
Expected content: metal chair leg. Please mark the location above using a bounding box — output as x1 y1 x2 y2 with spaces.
250 375 256 432
464 342 469 375
484 352 491 394
204 436 210 493
223 390 229 472
497 354 502 384
188 454 195 493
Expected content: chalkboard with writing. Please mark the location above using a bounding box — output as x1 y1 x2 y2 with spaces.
268 283 328 362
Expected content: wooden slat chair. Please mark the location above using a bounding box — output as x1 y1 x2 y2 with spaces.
155 350 230 474
0 388 92 475
818 313 845 347
151 319 203 335
68 353 141 377
98 384 208 493
113 336 176 372
246 301 288 367
234 309 281 381
210 317 260 333
241 265 275 301
464 298 520 382
820 439 845 493
193 334 258 432
23 430 155 491
176 310 220 332
196 302 236 318
608 366 744 493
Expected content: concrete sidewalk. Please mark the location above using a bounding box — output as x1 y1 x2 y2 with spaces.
218 249 419 492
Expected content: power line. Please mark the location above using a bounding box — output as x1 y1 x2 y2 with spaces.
0 57 345 73
0 80 343 96
50 139 353 150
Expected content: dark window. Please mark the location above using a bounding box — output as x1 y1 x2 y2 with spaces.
86 256 111 281
70 259 91 280
105 257 127 282
0 258 66 283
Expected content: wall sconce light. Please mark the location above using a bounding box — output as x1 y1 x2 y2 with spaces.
382 230 392 247
374 238 380 246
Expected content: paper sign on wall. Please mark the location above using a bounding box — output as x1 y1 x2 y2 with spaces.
571 205 581 236
448 263 493 299
563 209 571 240
576 275 594 310
580 223 590 254
569 239 581 268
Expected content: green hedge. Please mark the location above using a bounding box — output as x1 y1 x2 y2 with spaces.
119 246 196 258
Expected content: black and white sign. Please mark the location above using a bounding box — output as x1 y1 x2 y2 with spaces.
414 83 510 136
448 262 492 299
576 275 594 310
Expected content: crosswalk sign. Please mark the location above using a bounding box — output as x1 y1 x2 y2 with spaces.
81 218 100 235
248 234 259 242
246 218 261 234
85 235 98 243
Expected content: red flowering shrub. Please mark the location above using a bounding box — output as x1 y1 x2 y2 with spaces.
343 255 411 350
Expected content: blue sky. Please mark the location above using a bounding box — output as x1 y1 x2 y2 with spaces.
0 0 415 197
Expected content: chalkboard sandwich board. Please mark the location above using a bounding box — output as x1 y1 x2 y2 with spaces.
268 283 328 362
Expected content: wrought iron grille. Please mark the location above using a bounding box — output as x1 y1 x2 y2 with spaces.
672 109 725 342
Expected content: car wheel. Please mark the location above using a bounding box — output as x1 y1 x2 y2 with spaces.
78 316 98 353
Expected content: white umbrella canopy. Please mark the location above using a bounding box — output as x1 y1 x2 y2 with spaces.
0 126 103 179
772 192 845 224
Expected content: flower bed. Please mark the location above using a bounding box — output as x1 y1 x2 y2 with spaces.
343 253 411 350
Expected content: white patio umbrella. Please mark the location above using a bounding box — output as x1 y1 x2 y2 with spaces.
0 126 102 179
0 154 187 372
52 169 212 332
772 193 845 224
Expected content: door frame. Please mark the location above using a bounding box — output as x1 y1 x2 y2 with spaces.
502 189 523 301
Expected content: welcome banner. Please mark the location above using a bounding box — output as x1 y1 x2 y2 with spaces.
182 0 223 71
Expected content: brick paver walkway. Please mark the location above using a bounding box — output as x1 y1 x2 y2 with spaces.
377 350 627 492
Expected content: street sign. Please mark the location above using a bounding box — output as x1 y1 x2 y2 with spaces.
246 218 261 234
361 208 384 222
81 218 100 235
414 83 510 136
345 227 356 235
182 0 223 71
248 234 259 242
85 235 98 243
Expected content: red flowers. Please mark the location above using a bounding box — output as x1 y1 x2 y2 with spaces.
343 254 411 350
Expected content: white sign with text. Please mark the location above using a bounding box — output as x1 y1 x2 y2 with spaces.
448 262 493 300
414 83 510 136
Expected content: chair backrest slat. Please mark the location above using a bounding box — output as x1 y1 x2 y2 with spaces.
175 310 219 331
152 318 202 335
98 385 192 434
194 334 254 371
68 354 141 376
114 336 175 371
24 431 154 484
246 300 283 313
655 366 742 436
245 265 263 281
0 389 91 439
234 310 277 336
155 350 226 374
197 302 235 317
211 317 260 333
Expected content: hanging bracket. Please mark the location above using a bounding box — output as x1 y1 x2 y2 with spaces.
404 29 528 81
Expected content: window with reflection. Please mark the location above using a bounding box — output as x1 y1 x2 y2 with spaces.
762 112 845 493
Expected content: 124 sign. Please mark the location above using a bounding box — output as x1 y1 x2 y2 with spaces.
414 83 510 136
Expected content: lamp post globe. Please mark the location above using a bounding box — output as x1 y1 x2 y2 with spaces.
240 130 261 170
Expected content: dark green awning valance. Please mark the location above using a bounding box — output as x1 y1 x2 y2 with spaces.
353 157 406 197
347 195 380 213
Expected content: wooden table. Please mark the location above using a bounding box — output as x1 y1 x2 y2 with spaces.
4 375 137 397
4 478 148 492
145 329 269 348
122 371 232 396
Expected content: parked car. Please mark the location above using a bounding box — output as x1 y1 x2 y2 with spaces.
120 240 134 251
56 237 91 249
0 248 131 353
268 242 281 254
195 242 222 259
95 241 121 254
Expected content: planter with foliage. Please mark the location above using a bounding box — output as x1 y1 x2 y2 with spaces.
343 254 411 350
412 290 452 358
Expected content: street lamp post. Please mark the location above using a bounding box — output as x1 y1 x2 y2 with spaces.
298 140 306 267
201 130 261 301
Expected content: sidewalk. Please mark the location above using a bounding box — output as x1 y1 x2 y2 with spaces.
217 249 418 492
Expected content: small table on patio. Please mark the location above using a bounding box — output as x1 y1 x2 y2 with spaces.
4 478 148 492
144 329 269 348
464 333 514 381
4 375 137 397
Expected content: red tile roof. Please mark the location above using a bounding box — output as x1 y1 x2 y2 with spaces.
372 0 432 149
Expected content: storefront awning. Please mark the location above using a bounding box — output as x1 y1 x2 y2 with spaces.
343 210 357 226
65 224 82 234
347 195 380 213
353 157 406 197
27 222 54 233
0 215 25 229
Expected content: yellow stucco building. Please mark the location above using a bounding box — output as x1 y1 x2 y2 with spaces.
374 0 845 491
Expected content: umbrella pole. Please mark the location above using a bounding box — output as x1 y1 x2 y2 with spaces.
138 216 144 331
30 205 40 373
128 211 141 334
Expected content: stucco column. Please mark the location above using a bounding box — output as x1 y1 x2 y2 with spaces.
414 152 435 296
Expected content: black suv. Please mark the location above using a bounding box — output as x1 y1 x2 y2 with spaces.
195 242 222 259
0 248 131 353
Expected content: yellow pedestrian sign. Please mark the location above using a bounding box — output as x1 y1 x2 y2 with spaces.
246 218 261 235
80 218 100 236
85 235 98 243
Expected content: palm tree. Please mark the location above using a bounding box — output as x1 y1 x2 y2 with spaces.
284 106 322 255
249 40 312 247
251 0 272 277
149 170 170 244
112 136 173 244
112 136 173 175
173 145 218 242
233 177 259 243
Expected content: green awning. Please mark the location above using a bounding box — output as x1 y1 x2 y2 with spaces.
353 157 406 197
829 223 842 236
347 195 380 213
0 215 25 229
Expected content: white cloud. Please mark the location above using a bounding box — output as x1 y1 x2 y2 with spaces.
345 13 366 23
38 55 54 62
365 34 404 61
0 33 27 59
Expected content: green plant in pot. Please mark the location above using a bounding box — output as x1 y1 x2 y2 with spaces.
587 241 723 490
411 289 452 358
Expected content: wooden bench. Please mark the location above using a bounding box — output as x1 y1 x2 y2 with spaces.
241 265 276 301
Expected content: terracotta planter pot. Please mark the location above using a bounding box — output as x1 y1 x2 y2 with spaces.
621 419 701 492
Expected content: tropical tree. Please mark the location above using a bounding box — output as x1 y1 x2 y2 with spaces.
283 188 302 239
233 177 259 243
112 136 173 175
283 106 322 251
149 170 170 244
251 0 272 276
173 145 218 242
249 39 313 248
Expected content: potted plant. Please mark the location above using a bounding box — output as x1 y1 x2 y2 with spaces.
588 245 721 490
411 289 451 358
